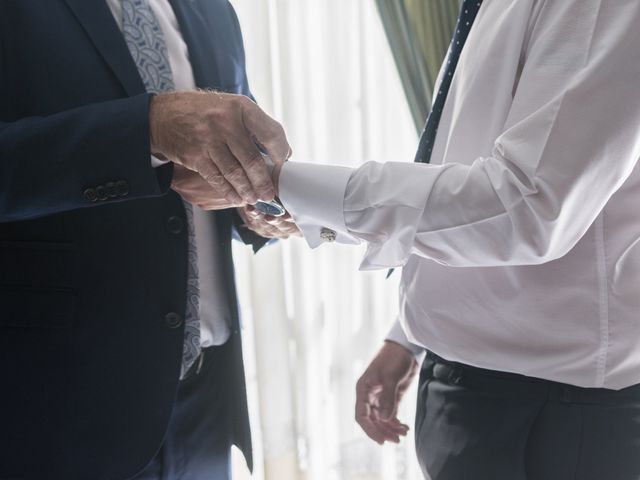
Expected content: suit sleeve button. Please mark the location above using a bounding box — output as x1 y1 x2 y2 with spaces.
96 185 108 201
105 182 118 198
166 216 184 235
116 180 130 197
165 312 183 329
83 188 98 203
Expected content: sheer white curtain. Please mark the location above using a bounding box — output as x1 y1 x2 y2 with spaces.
229 1 420 478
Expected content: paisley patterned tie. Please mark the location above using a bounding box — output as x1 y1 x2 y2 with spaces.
122 0 201 378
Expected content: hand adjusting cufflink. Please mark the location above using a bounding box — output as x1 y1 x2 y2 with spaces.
254 153 286 217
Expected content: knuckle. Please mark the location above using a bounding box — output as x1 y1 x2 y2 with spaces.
226 94 245 112
202 172 225 186
244 151 264 169
268 122 285 140
205 107 229 127
237 94 253 108
221 163 243 179
233 183 252 196
193 122 210 138
224 192 239 202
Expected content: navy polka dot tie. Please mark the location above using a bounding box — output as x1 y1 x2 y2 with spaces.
414 0 484 164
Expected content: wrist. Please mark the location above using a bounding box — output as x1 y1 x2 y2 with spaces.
149 93 170 159
383 340 417 364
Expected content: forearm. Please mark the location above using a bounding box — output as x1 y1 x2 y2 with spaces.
279 0 640 270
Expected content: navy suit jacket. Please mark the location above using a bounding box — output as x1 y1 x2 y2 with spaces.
0 1 266 478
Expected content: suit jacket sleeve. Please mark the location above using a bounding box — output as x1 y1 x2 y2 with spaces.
0 94 173 223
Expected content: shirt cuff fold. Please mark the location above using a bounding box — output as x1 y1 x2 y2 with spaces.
278 161 360 248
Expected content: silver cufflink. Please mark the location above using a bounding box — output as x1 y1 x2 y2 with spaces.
320 228 337 243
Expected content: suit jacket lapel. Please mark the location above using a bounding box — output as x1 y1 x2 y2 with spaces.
168 0 224 89
64 0 145 97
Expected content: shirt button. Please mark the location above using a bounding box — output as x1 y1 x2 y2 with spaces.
166 216 184 235
115 180 130 197
83 188 98 203
165 312 183 329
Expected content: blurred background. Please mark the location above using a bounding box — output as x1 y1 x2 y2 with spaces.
227 1 459 478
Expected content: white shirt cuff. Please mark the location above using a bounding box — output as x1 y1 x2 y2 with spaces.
386 319 425 361
278 162 360 248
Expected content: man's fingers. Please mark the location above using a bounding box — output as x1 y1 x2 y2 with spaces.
356 379 390 444
377 379 400 421
200 198 243 210
371 410 408 440
247 215 282 238
240 205 300 239
386 417 410 434
355 398 388 445
263 216 299 232
195 158 242 205
240 97 291 164
371 410 401 443
207 147 258 204
227 135 275 201
276 223 300 237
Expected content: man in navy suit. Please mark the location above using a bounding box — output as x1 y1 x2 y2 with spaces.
0 0 296 478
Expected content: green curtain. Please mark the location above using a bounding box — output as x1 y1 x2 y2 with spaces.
375 0 460 132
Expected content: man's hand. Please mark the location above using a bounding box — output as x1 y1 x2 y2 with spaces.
355 341 418 445
171 164 244 210
271 159 285 196
149 90 290 206
237 205 301 239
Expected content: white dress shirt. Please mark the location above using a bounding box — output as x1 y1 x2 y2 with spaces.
106 0 231 347
279 0 640 389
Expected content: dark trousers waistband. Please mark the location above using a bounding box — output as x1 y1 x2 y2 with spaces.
422 350 640 404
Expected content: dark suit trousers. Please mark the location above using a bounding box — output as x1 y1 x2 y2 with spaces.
133 343 234 480
415 352 640 480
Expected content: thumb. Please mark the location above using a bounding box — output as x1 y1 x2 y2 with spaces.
378 379 399 421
